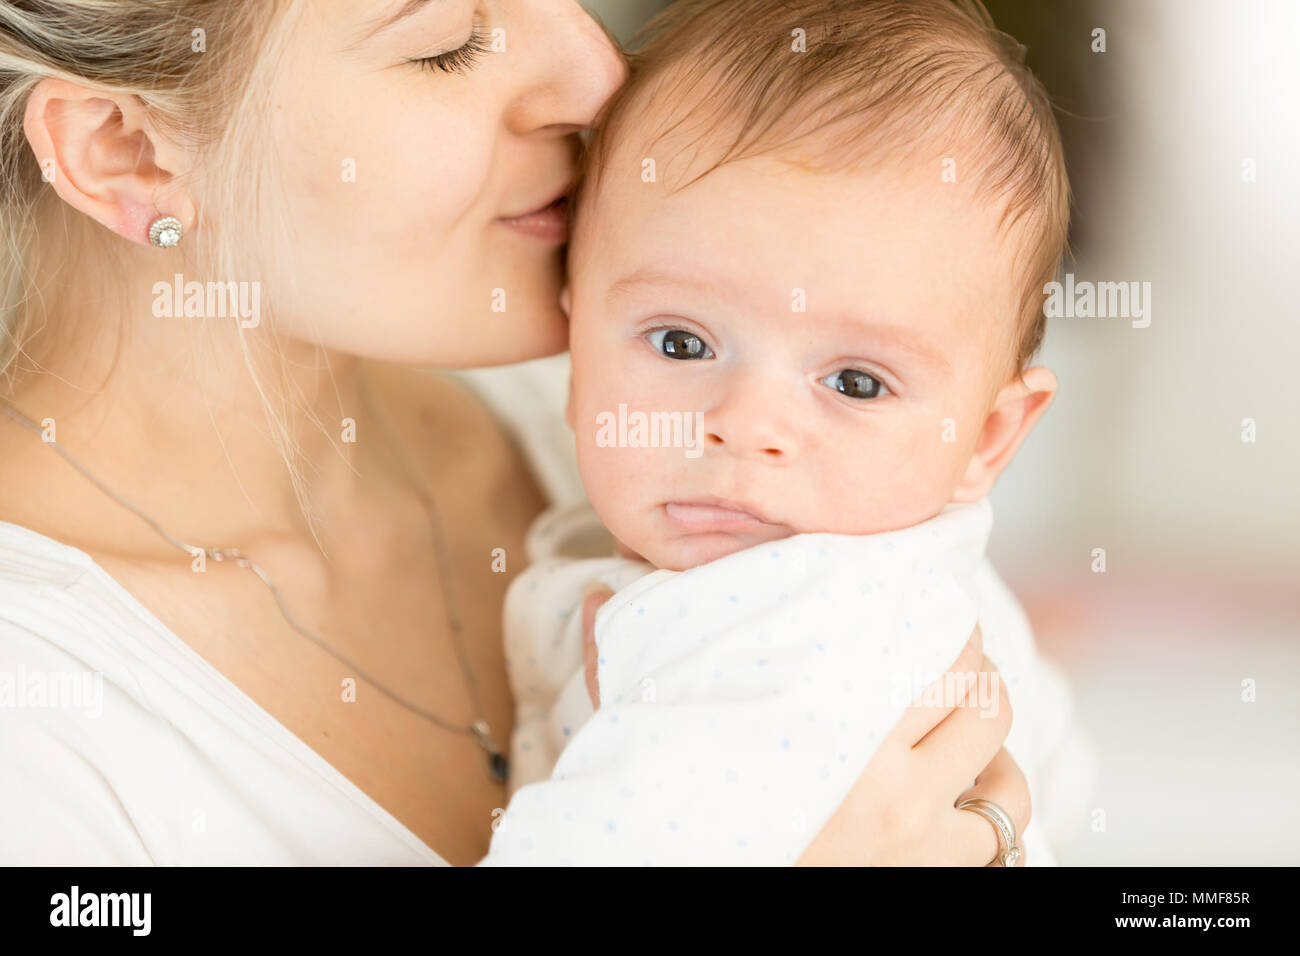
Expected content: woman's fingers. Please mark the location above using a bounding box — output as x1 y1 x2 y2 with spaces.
798 624 1025 868
952 746 1032 867
911 652 1013 793
888 624 986 748
580 587 614 709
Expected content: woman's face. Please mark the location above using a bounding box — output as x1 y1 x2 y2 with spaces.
261 0 625 366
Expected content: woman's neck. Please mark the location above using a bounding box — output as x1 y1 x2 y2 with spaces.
1 229 387 555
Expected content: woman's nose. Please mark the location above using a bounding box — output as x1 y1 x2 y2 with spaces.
507 0 628 135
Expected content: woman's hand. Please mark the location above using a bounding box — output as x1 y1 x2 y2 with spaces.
797 625 1030 866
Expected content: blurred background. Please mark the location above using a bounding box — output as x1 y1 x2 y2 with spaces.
487 0 1300 864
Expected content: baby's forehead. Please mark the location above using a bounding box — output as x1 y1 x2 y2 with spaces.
577 130 1022 280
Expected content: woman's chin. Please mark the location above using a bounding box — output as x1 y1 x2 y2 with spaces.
396 303 570 370
476 298 570 366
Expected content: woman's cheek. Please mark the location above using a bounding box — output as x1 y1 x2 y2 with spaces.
391 141 487 238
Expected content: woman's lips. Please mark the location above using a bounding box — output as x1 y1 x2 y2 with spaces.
664 499 775 533
499 196 568 243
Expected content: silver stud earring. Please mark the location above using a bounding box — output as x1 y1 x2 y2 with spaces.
148 215 183 248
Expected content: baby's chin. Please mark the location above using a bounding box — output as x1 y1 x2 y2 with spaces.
640 530 791 572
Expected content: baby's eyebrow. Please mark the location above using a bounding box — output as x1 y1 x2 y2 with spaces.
844 320 953 375
605 266 720 304
607 266 952 375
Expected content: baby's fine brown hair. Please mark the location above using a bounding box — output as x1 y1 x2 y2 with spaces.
575 0 1071 380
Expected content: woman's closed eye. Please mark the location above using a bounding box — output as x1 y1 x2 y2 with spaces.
821 368 889 400
646 327 715 360
412 21 488 75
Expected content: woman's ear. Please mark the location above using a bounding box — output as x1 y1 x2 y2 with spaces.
952 366 1057 502
23 77 196 246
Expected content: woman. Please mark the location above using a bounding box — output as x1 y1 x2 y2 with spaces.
0 0 1027 866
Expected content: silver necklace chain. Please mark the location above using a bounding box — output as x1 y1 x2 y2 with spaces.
0 388 509 783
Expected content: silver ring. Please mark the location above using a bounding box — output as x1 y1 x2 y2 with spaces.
956 797 1023 867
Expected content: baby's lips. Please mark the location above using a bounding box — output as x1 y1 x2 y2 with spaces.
664 500 776 533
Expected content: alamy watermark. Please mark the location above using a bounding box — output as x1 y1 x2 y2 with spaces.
889 667 1002 716
595 404 705 459
50 886 150 936
152 273 261 328
1043 273 1151 328
0 664 103 717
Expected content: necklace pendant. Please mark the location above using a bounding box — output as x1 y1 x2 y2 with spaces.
472 720 509 784
488 751 510 784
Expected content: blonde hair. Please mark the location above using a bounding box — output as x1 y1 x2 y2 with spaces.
576 0 1071 380
0 0 332 528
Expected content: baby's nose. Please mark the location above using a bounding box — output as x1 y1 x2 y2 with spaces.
702 400 796 462
698 368 803 462
703 427 788 461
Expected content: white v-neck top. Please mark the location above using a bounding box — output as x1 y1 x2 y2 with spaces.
0 357 584 865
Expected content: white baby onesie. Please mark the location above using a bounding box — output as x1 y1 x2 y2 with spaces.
483 497 1083 866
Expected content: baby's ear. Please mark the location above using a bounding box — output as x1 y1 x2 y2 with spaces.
952 366 1057 502
559 284 573 319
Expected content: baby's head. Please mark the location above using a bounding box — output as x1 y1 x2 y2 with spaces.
564 0 1069 571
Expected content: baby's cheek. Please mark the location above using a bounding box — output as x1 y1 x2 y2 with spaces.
577 442 651 533
817 428 955 532
900 424 967 498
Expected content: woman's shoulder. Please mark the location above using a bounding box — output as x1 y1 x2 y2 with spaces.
0 522 162 862
0 521 114 668
0 520 187 708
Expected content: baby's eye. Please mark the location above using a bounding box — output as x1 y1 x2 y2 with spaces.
647 328 714 360
821 368 889 400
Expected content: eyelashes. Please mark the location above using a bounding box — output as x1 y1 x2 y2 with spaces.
413 24 488 75
643 325 894 401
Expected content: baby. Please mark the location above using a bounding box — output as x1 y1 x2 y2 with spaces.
483 0 1089 865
